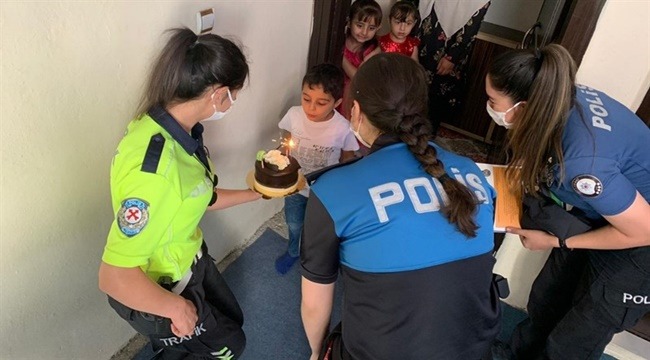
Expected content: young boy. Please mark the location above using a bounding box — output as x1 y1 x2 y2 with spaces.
275 63 359 274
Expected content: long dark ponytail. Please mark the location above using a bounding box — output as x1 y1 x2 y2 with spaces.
351 53 478 237
488 44 576 194
135 27 249 117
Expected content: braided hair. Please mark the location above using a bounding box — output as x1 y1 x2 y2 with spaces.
350 53 478 237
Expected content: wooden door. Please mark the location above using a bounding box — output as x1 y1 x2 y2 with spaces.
447 38 510 144
307 0 351 69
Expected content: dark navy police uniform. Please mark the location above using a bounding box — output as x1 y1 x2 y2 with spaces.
301 135 501 360
511 85 650 359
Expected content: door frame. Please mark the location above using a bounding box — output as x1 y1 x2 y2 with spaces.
554 0 607 67
308 0 606 69
307 0 351 68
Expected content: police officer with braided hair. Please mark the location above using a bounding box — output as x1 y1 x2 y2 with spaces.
99 28 261 359
300 53 501 360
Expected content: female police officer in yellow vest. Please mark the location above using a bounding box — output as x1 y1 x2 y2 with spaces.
98 28 261 359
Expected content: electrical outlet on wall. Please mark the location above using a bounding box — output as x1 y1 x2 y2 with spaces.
196 8 215 35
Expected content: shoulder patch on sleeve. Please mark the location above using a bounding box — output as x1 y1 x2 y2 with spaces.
571 174 603 197
141 133 165 173
117 198 149 237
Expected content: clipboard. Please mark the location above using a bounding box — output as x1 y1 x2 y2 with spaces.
477 163 521 232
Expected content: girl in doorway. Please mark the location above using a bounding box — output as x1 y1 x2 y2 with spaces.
378 1 420 62
339 0 382 123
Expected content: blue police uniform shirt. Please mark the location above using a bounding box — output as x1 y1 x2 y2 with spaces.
550 85 650 220
311 142 495 273
301 138 500 359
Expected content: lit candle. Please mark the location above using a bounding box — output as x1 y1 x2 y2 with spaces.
288 139 295 157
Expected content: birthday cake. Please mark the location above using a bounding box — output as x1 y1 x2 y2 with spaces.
253 150 301 195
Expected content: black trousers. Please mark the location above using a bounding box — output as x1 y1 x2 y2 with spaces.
510 246 650 360
108 244 245 360
320 322 495 360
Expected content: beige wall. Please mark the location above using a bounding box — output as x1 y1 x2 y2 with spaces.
0 1 312 358
577 0 650 110
484 0 544 32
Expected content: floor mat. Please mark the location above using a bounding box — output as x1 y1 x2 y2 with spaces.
436 127 491 163
222 228 342 359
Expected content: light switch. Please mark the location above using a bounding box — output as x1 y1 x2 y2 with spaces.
196 8 215 35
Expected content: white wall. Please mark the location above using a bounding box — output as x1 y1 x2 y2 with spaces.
0 1 312 358
484 0 544 32
376 0 394 35
577 0 650 110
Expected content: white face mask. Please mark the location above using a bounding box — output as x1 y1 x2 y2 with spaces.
351 118 372 148
203 88 236 122
486 101 522 129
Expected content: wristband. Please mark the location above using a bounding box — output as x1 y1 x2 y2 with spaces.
558 236 570 250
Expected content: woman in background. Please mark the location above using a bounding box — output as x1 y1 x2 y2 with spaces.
417 0 490 136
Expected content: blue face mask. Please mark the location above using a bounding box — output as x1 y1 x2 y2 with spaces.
203 88 235 122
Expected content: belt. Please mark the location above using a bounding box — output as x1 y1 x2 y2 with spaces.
170 245 204 295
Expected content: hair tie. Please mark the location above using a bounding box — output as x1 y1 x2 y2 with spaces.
534 48 544 65
190 34 201 49
437 173 451 184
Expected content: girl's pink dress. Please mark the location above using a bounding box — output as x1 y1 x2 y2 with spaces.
340 44 378 120
340 44 377 155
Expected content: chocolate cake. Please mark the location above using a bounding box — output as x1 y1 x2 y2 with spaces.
254 150 301 193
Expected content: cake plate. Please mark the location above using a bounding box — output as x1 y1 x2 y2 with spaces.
245 170 307 198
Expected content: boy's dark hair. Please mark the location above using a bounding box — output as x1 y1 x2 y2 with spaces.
302 63 345 100
390 1 420 23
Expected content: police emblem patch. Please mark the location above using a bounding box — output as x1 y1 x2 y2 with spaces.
117 198 149 236
571 175 603 197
